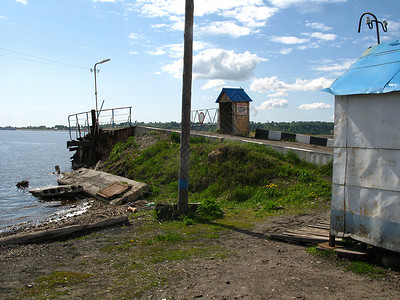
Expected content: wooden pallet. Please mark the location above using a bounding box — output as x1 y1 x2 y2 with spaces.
269 221 334 244
269 222 369 260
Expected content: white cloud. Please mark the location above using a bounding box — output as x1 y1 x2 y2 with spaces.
250 76 333 93
221 5 277 27
93 0 116 2
148 41 209 58
147 47 167 56
268 0 346 9
201 79 225 90
268 91 288 97
136 0 271 18
128 33 139 40
16 0 27 4
271 36 308 44
251 76 288 92
193 49 264 81
291 77 333 91
199 21 253 38
310 32 337 41
386 19 400 31
305 21 332 31
256 98 288 110
311 58 355 76
298 102 332 110
129 51 138 55
162 48 264 80
135 0 276 35
279 48 293 55
297 42 320 50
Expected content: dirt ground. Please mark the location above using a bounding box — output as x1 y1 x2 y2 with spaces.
1 208 399 299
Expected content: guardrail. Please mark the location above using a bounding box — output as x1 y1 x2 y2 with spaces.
191 108 218 130
68 106 132 140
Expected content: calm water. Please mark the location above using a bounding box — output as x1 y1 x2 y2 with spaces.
0 130 89 232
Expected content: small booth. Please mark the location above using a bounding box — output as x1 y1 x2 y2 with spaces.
216 88 252 136
324 40 400 253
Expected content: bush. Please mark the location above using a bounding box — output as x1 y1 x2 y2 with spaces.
196 198 223 219
170 132 180 143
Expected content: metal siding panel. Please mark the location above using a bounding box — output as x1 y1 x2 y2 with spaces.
346 148 400 191
344 186 400 252
332 148 346 185
334 96 347 148
330 184 345 235
346 93 400 149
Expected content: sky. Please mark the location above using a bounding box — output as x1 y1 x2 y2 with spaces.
1 0 400 127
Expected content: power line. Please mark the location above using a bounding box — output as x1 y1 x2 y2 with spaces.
0 47 89 70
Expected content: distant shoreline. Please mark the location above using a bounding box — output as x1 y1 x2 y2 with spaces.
0 128 69 132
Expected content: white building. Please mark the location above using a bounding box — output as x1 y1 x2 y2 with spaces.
325 40 400 253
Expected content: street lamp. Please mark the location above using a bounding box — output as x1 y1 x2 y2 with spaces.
91 58 111 114
358 12 388 44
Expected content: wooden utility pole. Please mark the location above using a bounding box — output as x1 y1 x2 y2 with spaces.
177 0 194 216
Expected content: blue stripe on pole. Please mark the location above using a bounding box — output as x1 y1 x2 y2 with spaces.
179 178 189 191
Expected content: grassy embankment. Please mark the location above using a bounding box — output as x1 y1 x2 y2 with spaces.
102 131 332 220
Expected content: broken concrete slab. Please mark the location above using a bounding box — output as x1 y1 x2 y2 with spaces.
58 168 148 205
29 185 83 199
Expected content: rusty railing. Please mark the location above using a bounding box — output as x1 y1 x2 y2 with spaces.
68 106 132 140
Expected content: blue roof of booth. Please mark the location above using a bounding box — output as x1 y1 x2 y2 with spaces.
324 40 400 96
216 88 253 103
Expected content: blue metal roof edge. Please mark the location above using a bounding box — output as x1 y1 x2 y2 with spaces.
216 88 253 103
324 40 400 96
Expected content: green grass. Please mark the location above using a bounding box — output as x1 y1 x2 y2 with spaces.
102 132 332 217
306 246 387 279
345 261 387 279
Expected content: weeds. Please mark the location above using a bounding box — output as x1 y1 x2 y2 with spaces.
306 246 387 279
345 261 386 279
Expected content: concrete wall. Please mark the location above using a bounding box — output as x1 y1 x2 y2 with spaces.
255 129 333 147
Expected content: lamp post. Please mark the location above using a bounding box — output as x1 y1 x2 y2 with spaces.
358 12 388 44
91 58 111 114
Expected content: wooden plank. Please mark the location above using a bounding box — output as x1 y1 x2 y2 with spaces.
97 182 129 200
300 227 330 236
0 215 129 246
308 224 330 230
317 221 331 226
270 234 328 244
284 229 329 238
317 244 369 261
289 227 329 235
282 232 330 241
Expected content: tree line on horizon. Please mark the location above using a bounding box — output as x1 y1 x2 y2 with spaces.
2 121 334 136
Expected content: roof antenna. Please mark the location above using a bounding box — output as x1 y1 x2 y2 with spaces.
358 12 388 44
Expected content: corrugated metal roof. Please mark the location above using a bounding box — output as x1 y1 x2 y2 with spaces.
324 40 400 96
216 88 253 103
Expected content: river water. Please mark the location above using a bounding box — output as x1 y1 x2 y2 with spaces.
0 130 90 233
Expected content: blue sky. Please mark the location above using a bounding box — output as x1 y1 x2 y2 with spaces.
1 0 400 127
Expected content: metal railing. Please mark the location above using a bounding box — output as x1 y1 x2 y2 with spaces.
68 106 132 140
190 108 218 130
